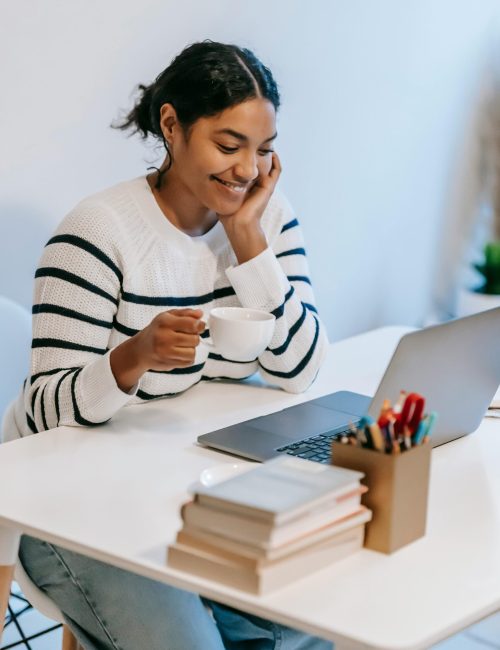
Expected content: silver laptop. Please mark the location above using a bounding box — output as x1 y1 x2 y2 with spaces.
198 307 500 462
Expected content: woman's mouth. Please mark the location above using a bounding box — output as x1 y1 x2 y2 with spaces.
211 176 247 195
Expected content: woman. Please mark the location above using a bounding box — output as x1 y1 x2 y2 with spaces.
5 41 330 649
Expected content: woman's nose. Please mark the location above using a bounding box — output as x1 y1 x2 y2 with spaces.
234 152 259 182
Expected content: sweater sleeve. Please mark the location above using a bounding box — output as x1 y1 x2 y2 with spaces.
225 195 329 393
24 202 137 433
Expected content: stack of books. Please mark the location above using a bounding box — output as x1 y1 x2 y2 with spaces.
168 456 371 594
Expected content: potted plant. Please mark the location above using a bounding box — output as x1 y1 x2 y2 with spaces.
458 241 500 315
457 72 500 316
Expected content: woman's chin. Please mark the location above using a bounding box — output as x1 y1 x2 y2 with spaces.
210 195 245 216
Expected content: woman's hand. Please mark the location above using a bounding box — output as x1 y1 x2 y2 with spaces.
110 309 205 392
218 152 282 264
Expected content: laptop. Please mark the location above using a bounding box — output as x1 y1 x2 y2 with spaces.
198 306 500 463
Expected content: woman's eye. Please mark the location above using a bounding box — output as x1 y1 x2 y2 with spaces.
218 144 239 153
259 149 274 156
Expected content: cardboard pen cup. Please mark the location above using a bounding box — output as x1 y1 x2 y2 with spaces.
331 441 431 554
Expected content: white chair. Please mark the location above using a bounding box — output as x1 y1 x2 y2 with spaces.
0 296 82 649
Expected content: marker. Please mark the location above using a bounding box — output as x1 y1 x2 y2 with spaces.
412 417 427 446
368 422 385 452
422 412 437 443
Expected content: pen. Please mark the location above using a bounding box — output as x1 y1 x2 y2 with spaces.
368 422 385 452
393 390 407 414
412 417 427 446
422 411 437 444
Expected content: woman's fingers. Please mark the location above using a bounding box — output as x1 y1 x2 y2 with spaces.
174 332 201 348
156 311 205 334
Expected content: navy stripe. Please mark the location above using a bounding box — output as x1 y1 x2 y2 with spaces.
113 318 138 337
276 247 306 258
35 268 118 306
121 285 235 307
31 366 79 385
260 316 320 379
32 338 107 355
148 363 205 375
33 304 113 330
271 287 295 319
55 368 77 426
268 303 307 356
137 389 181 400
201 330 211 339
201 374 254 382
303 302 318 314
208 353 256 364
40 385 48 431
47 235 123 284
280 218 299 233
26 413 37 433
31 386 40 417
70 368 109 426
287 275 312 286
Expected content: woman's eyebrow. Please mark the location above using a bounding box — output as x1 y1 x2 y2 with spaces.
214 128 278 143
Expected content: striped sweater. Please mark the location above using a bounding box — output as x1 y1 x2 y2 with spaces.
5 177 328 441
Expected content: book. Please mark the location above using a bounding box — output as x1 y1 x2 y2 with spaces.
182 487 367 548
193 456 364 525
168 523 365 594
177 506 372 561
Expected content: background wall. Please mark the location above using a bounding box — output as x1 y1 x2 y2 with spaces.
2 0 500 341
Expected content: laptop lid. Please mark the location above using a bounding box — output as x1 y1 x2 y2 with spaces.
366 307 500 446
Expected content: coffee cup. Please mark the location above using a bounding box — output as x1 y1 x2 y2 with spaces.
200 307 275 362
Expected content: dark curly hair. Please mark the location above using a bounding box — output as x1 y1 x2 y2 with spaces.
113 40 280 188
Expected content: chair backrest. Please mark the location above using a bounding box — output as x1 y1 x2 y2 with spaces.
0 297 66 624
0 296 31 422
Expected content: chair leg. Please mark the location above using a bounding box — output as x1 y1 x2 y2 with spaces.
62 623 82 650
0 564 15 641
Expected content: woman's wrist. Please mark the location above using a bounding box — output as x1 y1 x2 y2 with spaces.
225 222 268 264
110 336 147 393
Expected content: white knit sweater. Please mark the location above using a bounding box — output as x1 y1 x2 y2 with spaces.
4 177 328 441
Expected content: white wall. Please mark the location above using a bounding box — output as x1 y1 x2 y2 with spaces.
1 0 499 340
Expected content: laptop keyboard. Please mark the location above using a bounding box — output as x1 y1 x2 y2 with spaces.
275 428 351 464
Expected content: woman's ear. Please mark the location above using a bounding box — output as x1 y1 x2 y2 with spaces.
159 103 178 144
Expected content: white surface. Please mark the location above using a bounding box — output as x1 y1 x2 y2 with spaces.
489 384 500 409
0 327 499 650
2 2 500 338
0 524 19 565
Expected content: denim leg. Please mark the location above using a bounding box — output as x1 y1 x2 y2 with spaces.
19 535 226 650
206 600 333 650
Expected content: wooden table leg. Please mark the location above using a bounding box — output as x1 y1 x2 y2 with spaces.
62 623 82 650
0 564 15 639
0 525 20 643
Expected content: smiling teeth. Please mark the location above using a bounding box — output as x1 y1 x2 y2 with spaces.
216 178 246 192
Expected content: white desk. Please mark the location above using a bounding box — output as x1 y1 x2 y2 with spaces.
1 326 499 650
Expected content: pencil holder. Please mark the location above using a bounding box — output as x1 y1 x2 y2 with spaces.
331 442 431 553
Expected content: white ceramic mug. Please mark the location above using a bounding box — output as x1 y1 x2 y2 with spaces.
200 307 276 362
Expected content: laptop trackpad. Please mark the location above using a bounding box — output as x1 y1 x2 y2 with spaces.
248 403 350 440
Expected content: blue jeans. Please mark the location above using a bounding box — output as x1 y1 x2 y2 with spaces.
19 535 333 649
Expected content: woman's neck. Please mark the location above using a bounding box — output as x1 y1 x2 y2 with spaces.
147 167 218 237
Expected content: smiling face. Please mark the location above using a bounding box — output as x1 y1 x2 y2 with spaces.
161 98 277 216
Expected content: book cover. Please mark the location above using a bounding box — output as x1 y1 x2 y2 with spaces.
194 456 364 524
168 524 365 595
181 490 367 548
177 506 372 562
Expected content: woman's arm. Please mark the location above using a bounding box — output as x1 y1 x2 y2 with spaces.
225 196 329 393
25 204 135 432
25 204 204 433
